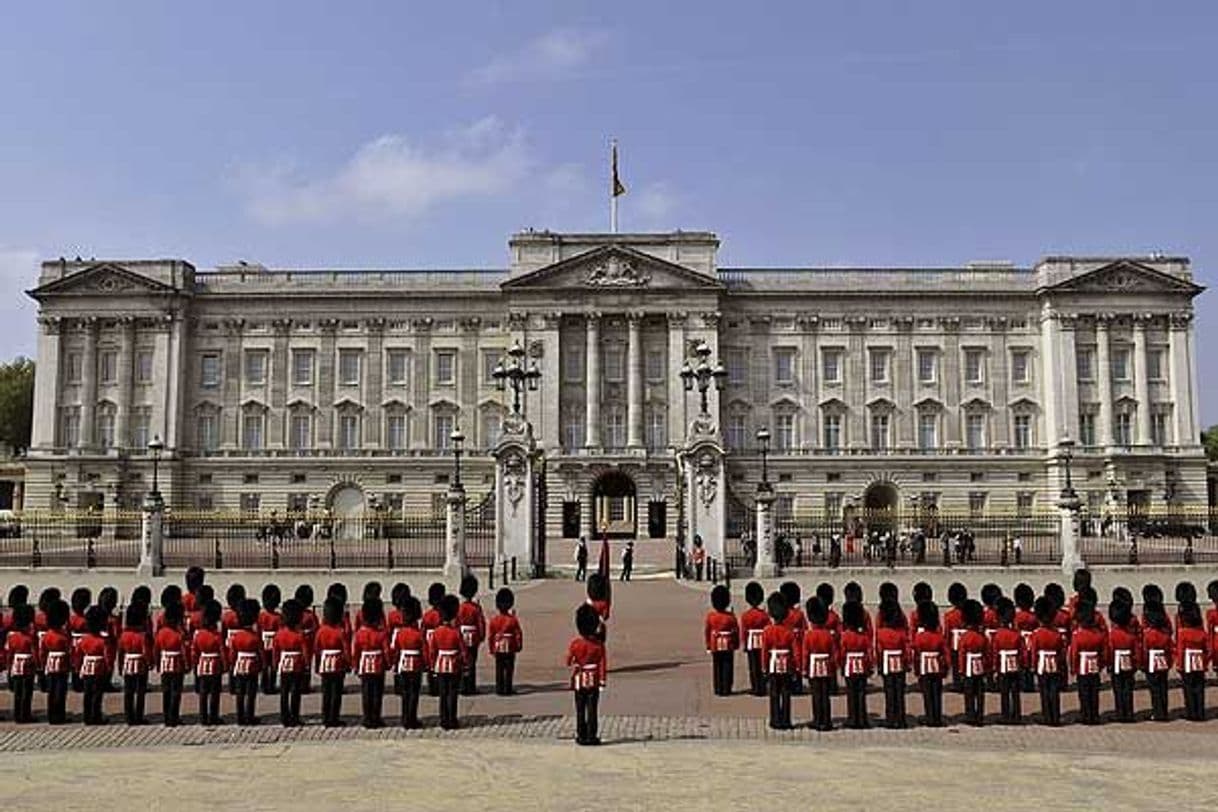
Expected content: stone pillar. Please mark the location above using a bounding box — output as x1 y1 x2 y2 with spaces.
115 316 135 450
683 418 726 565
1133 315 1151 446
444 483 468 578
941 317 961 447
31 317 63 451
626 311 644 449
80 317 99 448
666 311 688 448
584 314 601 449
1168 313 1193 446
1058 495 1085 574
495 412 538 574
1095 316 1112 449
138 493 165 577
753 485 777 578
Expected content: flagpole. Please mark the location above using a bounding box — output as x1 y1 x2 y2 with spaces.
610 138 619 234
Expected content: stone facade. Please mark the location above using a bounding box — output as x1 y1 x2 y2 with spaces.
24 231 1206 539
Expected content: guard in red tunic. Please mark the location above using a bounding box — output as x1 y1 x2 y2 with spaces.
387 582 411 697
155 585 183 635
943 582 968 690
117 602 152 725
874 599 909 729
421 582 446 697
487 587 523 696
5 603 36 723
567 603 608 745
97 586 122 692
294 584 316 695
815 582 842 696
1206 580 1218 667
1070 599 1106 725
183 566 206 615
457 575 487 696
704 584 739 697
586 574 611 643
352 597 390 728
780 582 807 696
272 598 310 727
1176 600 1209 721
803 596 837 731
75 605 113 725
228 598 264 725
429 594 468 731
390 596 427 728
40 599 72 725
1013 583 1039 693
154 601 189 727
738 582 769 697
956 600 989 726
316 597 351 727
911 601 950 727
1107 599 1140 723
839 600 873 729
67 587 91 693
1141 599 1174 721
990 597 1024 724
192 599 226 726
221 583 247 696
909 582 933 633
259 584 283 696
190 585 215 636
1027 597 1065 726
1044 582 1072 694
760 592 797 730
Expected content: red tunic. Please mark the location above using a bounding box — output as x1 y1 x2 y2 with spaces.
271 627 311 674
839 628 873 678
220 607 240 647
5 629 36 677
421 608 442 650
1142 624 1174 673
874 625 909 675
989 627 1024 675
943 607 965 656
1107 623 1141 674
1207 607 1218 660
227 628 263 676
182 592 197 614
910 628 950 677
427 624 467 675
39 628 73 675
191 627 227 676
351 625 390 676
1176 626 1210 675
738 606 770 653
457 600 487 650
258 610 282 661
117 628 152 676
487 612 523 655
153 626 190 674
73 633 113 677
1027 626 1064 676
955 629 990 677
760 623 799 675
704 609 739 653
803 625 837 678
566 636 607 690
1069 625 1107 676
782 607 808 648
314 623 350 674
390 625 428 673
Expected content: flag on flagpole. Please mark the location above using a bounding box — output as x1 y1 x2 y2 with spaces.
597 531 612 608
611 139 627 198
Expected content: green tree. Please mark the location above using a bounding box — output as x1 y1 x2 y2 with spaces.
0 357 34 454
1203 424 1218 461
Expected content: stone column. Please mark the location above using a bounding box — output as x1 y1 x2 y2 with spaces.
115 317 135 450
1096 316 1113 449
626 311 644 450
1168 312 1194 447
753 485 777 578
1133 315 1151 445
941 317 961 447
666 312 687 449
80 317 99 448
585 314 601 449
1058 495 1085 574
137 493 165 577
444 483 468 578
31 317 63 451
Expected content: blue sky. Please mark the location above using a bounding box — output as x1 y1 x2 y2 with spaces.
2 2 1216 420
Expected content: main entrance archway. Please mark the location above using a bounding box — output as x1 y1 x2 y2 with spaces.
591 470 637 539
862 481 899 532
329 483 366 542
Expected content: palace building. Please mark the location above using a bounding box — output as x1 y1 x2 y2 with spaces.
24 230 1206 539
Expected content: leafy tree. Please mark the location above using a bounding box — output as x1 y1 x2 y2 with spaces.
1203 424 1218 462
0 357 34 454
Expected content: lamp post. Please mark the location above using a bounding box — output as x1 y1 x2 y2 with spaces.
147 435 164 502
451 427 465 489
1058 439 1077 502
679 341 726 416
756 427 771 493
492 340 541 415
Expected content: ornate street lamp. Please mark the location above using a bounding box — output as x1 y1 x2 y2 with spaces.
679 341 726 415
450 427 465 489
147 435 165 501
492 340 541 415
756 427 771 492
1058 438 1077 501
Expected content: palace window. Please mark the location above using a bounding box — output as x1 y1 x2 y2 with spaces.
1111 347 1131 382
59 407 80 448
1012 413 1033 450
1010 349 1030 384
773 348 796 385
244 350 268 385
821 349 842 384
386 411 408 450
823 413 842 451
1147 348 1166 382
135 350 154 384
482 410 503 449
130 407 151 449
725 413 747 451
645 407 667 452
292 350 314 386
965 412 986 451
604 346 625 383
916 348 936 383
65 352 82 384
917 411 938 451
604 407 625 449
241 409 264 451
1150 410 1170 446
773 412 795 451
824 492 843 520
869 348 890 384
869 411 890 451
1113 410 1133 447
388 350 411 385
1078 409 1097 447
99 350 118 385
1076 347 1095 382
964 348 985 385
645 349 665 383
433 413 455 451
564 348 584 382
96 404 116 449
339 349 362 386
196 412 218 451
337 412 360 451
1016 491 1034 518
969 492 987 519
725 348 747 386
289 412 312 450
563 416 585 451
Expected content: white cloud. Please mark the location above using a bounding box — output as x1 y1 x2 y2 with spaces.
467 29 608 86
0 248 40 359
234 118 532 226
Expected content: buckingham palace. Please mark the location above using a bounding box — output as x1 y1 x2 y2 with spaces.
22 229 1207 541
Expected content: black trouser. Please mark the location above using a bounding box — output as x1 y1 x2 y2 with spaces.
123 673 148 724
882 672 907 728
197 674 222 725
809 676 833 730
45 672 68 724
427 667 439 697
1077 673 1101 724
321 673 344 726
695 563 703 581
361 674 385 727
574 687 600 743
161 673 184 726
233 674 259 724
280 672 302 726
746 649 765 696
400 671 422 727
711 651 734 696
82 675 106 724
790 670 805 696
1111 671 1135 721
621 563 632 582
962 676 985 725
460 650 478 696
575 561 587 581
768 671 792 729
1021 669 1036 693
11 675 34 723
261 657 278 695
998 673 1022 723
1182 672 1206 721
437 673 460 730
919 675 944 726
1037 673 1061 725
1146 671 1170 720
845 675 869 728
494 653 516 695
